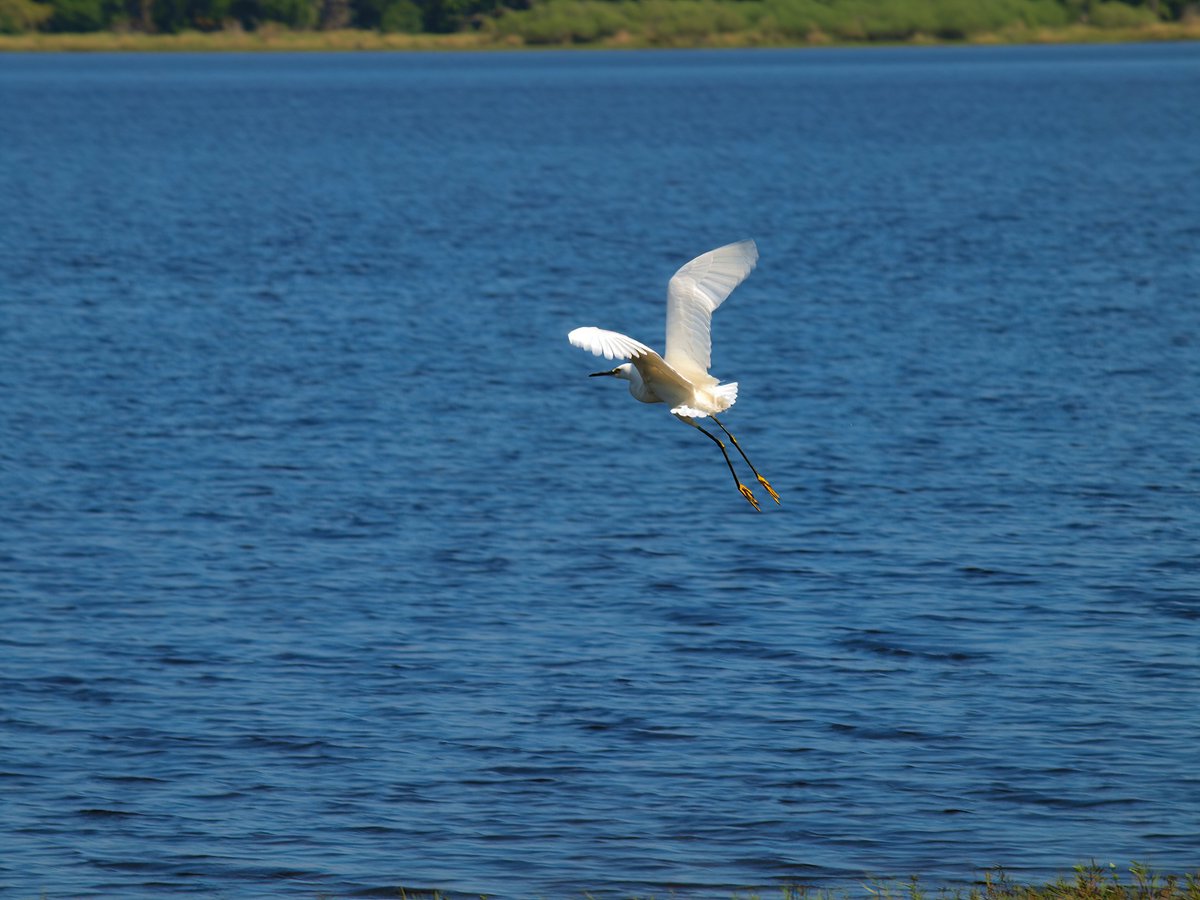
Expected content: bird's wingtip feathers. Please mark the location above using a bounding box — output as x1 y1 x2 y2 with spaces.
568 326 653 361
734 238 759 264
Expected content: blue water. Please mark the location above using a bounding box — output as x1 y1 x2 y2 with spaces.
1 44 1198 899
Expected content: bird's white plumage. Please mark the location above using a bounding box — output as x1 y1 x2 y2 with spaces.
664 239 758 385
567 240 776 510
567 326 653 361
567 241 758 419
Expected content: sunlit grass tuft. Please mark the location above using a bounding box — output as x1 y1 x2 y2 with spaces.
360 865 1200 900
848 863 1200 900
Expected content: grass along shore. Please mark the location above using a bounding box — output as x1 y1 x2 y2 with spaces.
1 17 1199 50
378 865 1200 900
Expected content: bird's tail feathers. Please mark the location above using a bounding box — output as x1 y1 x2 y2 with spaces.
675 382 738 418
712 380 738 412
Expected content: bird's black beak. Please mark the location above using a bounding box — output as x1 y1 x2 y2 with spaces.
589 369 617 377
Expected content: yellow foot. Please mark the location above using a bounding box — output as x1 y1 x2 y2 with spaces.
757 475 781 504
738 483 761 511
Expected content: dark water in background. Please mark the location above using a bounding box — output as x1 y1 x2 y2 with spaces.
1 44 1199 899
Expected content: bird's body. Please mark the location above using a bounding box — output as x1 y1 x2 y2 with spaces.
584 347 739 416
568 240 778 510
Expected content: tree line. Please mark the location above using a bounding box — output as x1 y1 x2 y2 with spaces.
0 0 1191 40
0 0 490 33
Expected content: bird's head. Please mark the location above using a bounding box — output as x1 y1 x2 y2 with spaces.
589 363 633 381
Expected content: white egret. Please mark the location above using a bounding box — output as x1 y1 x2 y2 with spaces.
568 239 779 511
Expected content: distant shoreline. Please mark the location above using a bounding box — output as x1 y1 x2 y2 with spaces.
2 20 1199 52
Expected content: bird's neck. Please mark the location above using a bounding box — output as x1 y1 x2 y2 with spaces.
623 366 659 404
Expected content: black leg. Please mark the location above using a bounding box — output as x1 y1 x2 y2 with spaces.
681 417 760 511
711 414 780 504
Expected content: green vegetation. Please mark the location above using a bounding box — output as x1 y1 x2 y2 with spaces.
483 0 1078 45
1 0 1199 47
850 864 1200 900
374 865 1200 900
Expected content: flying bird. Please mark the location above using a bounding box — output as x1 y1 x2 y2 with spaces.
568 239 778 511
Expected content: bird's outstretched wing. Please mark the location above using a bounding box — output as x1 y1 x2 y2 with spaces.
664 239 758 385
567 327 654 361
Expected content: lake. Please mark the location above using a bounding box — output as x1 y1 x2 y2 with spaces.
1 43 1198 899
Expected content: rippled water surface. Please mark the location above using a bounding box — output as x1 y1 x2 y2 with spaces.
2 44 1199 899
